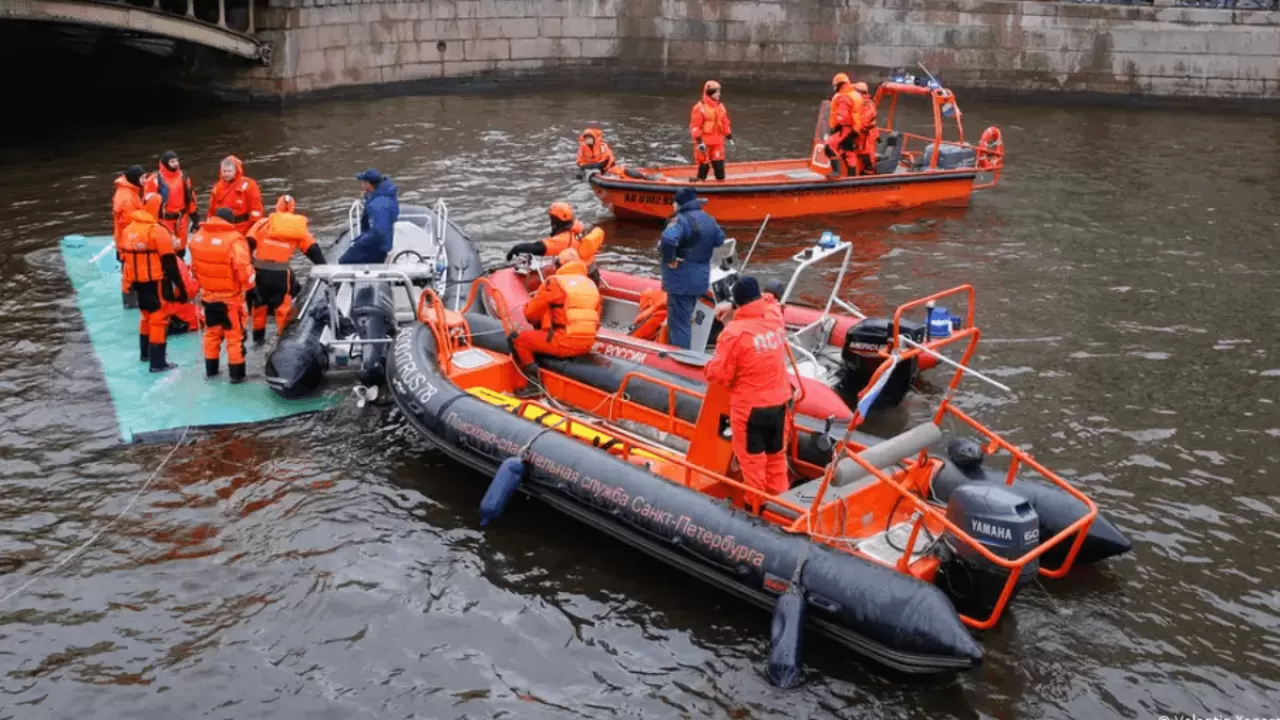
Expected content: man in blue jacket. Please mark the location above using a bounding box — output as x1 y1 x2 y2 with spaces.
659 186 725 349
339 168 400 264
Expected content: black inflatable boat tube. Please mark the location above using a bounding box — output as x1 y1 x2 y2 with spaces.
265 279 332 399
461 311 1131 568
389 322 984 675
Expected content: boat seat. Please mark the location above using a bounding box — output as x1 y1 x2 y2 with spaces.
915 143 976 171
766 422 942 520
875 131 904 175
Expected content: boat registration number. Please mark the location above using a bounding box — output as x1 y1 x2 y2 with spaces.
623 192 669 206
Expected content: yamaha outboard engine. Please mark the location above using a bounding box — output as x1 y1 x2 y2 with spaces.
265 280 332 399
350 281 397 387
935 484 1040 621
835 317 925 410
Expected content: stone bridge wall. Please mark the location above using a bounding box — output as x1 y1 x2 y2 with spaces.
228 0 1279 102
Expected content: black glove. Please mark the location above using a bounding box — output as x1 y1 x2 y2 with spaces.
189 217 201 233
506 248 517 261
305 244 327 265
726 133 733 141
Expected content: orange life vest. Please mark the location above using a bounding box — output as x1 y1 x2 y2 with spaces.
577 129 614 169
188 217 255 303
830 86 863 132
630 289 668 341
691 100 731 144
119 210 174 285
112 177 143 245
859 92 877 130
544 263 601 338
543 224 604 265
207 159 263 235
143 168 195 222
255 211 316 266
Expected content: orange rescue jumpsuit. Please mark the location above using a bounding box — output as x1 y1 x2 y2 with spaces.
854 83 879 175
576 128 616 175
512 258 601 369
250 205 321 340
168 257 202 333
188 216 256 380
826 79 864 177
143 164 197 252
119 195 187 369
704 296 794 495
111 175 144 301
206 155 264 237
690 80 732 181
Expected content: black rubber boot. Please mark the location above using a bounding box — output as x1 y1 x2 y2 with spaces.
123 290 138 309
252 328 266 345
139 334 150 362
149 342 176 373
711 160 726 181
229 363 247 384
695 163 710 181
205 358 220 378
827 158 844 179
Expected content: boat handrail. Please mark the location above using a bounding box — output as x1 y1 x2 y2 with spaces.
347 198 363 241
611 371 705 437
510 395 812 520
789 285 1098 629
780 240 852 343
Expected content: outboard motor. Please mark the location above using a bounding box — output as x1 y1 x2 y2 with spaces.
265 281 333 399
835 317 925 410
350 281 397 387
935 484 1040 621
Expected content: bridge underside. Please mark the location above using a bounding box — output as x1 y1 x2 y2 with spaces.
0 0 266 63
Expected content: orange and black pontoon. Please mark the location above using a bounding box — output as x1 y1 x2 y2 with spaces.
389 273 1132 676
587 79 1005 224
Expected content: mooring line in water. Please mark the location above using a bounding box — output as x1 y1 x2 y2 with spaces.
0 425 190 607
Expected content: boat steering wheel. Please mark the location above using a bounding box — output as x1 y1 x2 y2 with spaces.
391 249 426 264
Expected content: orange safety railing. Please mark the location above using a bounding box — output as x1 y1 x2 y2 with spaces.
790 284 1097 629
610 371 705 437
508 393 812 520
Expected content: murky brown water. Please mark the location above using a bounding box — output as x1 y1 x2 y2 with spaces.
2 88 1279 719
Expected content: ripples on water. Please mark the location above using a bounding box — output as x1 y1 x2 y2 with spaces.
1 90 1279 718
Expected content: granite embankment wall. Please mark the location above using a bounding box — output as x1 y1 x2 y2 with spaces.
228 0 1280 102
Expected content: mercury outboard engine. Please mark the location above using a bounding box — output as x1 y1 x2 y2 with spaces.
835 317 925 410
935 483 1041 621
350 281 397 387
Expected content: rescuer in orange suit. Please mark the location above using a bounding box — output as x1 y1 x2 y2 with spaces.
505 202 605 284
824 73 864 179
508 249 601 380
690 80 734 182
142 150 198 253
853 81 880 176
576 127 616 177
112 164 145 308
189 208 256 382
118 193 190 372
167 256 202 335
206 155 264 237
704 277 795 496
247 195 327 343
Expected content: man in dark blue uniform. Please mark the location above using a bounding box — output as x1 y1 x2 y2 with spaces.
658 187 725 350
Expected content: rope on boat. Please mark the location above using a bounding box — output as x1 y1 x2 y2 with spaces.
0 424 190 607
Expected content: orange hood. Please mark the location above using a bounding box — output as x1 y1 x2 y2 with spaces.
200 215 237 233
114 175 140 193
219 155 244 182
580 127 605 145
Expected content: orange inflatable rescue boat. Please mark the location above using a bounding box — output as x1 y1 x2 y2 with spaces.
587 77 1005 223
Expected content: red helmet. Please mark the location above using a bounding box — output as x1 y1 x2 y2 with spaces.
832 73 851 88
276 194 296 213
853 81 869 93
548 202 575 223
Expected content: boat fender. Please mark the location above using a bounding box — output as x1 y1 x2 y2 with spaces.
480 457 526 527
766 554 809 689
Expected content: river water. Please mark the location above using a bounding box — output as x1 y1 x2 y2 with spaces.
1 88 1278 720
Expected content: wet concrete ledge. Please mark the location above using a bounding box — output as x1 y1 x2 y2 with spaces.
217 0 1280 110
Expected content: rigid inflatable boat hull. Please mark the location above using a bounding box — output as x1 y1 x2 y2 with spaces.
460 311 1131 568
388 320 984 675
264 279 332 399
